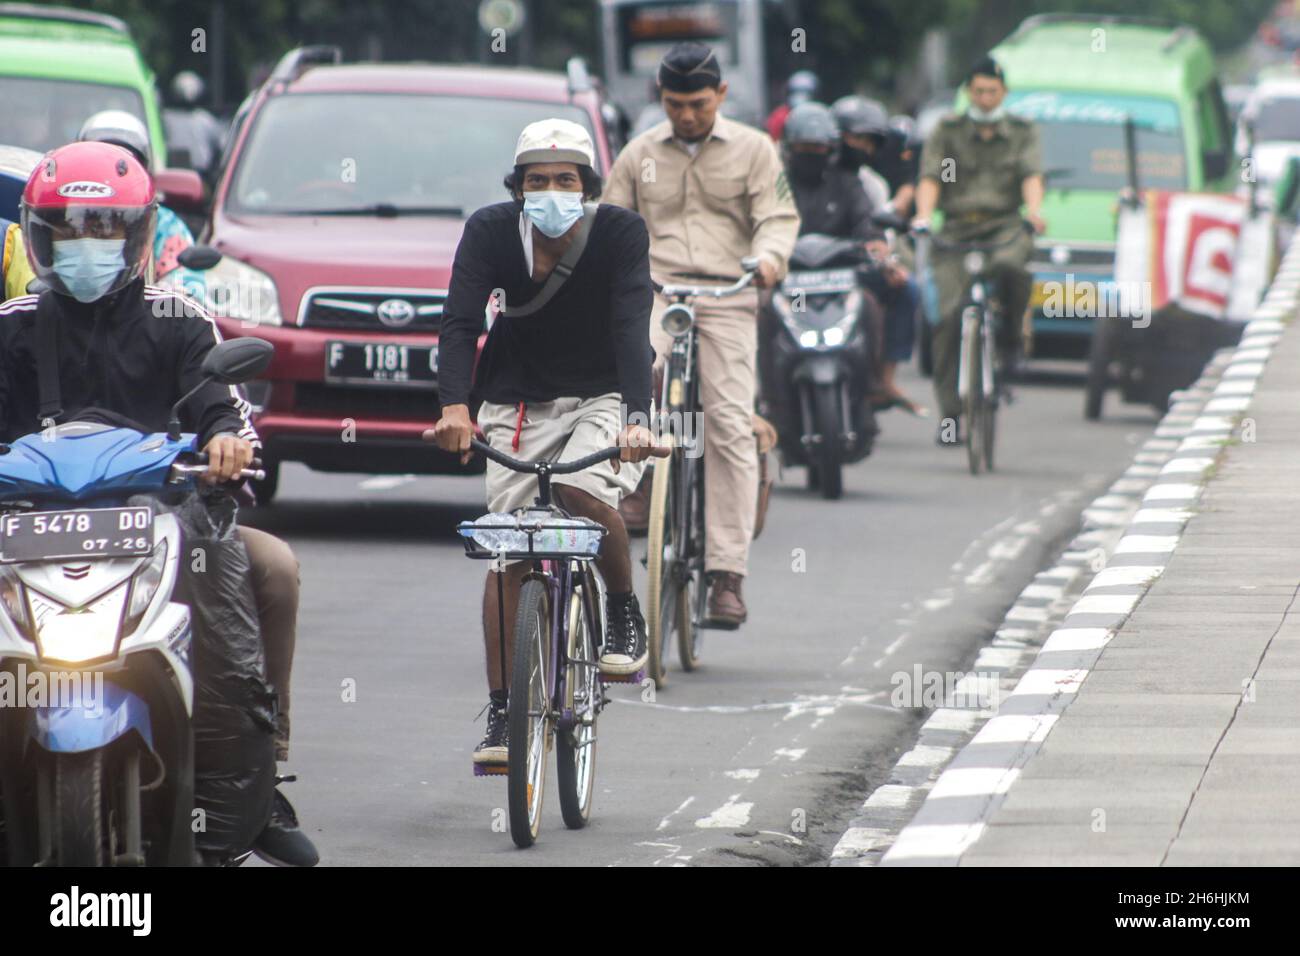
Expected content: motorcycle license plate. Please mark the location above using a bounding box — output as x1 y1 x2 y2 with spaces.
325 341 438 388
0 507 154 563
782 269 858 295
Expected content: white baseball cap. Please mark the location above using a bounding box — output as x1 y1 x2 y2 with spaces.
514 118 595 168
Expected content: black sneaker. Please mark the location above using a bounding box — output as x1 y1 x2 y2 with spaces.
600 593 647 676
252 786 319 867
472 692 509 767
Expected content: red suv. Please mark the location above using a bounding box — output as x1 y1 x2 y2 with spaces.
201 47 617 501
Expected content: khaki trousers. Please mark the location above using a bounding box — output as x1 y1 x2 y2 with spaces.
650 288 759 577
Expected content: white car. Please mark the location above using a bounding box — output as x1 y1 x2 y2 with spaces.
1237 76 1300 199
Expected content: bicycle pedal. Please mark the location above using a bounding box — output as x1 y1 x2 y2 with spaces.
473 763 507 777
601 668 646 684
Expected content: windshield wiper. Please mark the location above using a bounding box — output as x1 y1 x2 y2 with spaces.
277 204 464 218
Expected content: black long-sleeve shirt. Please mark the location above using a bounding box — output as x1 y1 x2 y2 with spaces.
791 164 883 241
437 201 654 421
0 281 258 447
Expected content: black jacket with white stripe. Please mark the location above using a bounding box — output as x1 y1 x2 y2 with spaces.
0 280 259 449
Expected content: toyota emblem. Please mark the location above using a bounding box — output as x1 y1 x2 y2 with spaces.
377 298 416 327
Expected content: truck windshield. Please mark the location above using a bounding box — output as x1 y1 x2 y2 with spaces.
228 93 597 217
0 76 146 153
1007 90 1187 191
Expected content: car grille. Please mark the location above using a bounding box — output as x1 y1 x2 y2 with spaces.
295 384 440 421
300 289 447 332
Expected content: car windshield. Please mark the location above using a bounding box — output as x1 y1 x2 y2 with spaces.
1007 90 1187 191
0 76 147 153
1251 96 1300 143
228 93 598 216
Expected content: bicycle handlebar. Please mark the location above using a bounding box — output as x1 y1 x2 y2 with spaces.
911 219 1035 253
654 268 757 300
467 437 668 474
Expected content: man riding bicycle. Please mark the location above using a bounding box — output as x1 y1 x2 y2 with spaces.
431 119 657 769
605 41 799 628
912 56 1045 444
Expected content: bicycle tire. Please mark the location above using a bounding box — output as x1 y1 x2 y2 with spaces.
644 454 674 687
963 314 984 476
508 578 551 848
556 576 598 829
982 317 998 473
678 451 706 667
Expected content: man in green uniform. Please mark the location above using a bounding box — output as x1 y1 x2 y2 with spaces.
912 56 1045 443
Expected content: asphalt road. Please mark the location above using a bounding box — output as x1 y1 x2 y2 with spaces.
244 364 1156 866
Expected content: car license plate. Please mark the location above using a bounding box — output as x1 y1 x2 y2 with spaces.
782 268 858 295
1 507 154 563
325 341 438 388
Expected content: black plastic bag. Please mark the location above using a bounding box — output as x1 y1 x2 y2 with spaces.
148 490 276 859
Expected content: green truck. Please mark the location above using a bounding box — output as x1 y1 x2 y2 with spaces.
984 14 1237 359
0 3 167 165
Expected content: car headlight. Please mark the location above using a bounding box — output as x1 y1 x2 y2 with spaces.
125 539 168 636
203 256 282 326
0 564 31 636
30 582 128 666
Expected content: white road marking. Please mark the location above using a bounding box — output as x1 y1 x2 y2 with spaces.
656 796 696 831
695 794 754 828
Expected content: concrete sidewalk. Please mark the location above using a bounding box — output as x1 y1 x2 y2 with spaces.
881 285 1300 865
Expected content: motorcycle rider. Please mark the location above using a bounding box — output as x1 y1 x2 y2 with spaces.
783 102 923 414
78 110 208 299
913 56 1045 443
0 142 316 866
766 69 820 142
430 118 658 768
605 41 800 627
832 96 920 218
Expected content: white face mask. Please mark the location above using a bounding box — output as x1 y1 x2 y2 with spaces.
51 237 127 303
968 104 1006 124
522 190 584 238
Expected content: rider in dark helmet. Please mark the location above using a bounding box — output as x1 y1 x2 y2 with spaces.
831 95 920 218
766 69 821 141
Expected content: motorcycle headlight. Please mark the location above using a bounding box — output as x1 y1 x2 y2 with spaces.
798 329 820 348
31 582 128 666
963 251 987 276
203 256 282 327
125 539 168 636
0 564 31 636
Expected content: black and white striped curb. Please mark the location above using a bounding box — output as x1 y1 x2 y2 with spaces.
831 236 1300 866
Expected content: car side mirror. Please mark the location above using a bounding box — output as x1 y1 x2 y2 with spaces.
177 244 222 271
201 337 274 385
1202 149 1229 181
154 167 205 210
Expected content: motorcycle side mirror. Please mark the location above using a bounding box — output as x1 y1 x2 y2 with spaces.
167 338 274 440
201 337 274 385
25 277 49 295
153 167 205 211
177 244 222 271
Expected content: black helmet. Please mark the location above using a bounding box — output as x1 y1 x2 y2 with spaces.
831 95 889 138
783 101 839 146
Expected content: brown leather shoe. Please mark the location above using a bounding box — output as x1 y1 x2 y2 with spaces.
705 572 747 629
619 472 652 534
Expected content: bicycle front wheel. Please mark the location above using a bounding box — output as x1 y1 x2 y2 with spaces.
962 315 984 476
982 322 998 473
556 575 598 829
678 452 706 669
644 453 674 688
508 578 552 848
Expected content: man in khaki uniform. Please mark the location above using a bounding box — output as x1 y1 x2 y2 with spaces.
604 41 799 627
913 56 1045 441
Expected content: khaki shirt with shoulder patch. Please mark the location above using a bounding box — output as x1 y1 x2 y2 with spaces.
602 114 800 281
919 113 1042 235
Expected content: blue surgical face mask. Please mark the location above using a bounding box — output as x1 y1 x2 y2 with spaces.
51 237 127 303
523 190 584 238
968 104 1006 124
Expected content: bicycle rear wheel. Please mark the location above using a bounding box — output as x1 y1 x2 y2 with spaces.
644 454 674 687
556 574 598 829
508 578 551 848
982 323 998 473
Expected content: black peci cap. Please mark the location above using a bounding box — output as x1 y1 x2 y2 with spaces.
966 55 1006 85
658 41 722 93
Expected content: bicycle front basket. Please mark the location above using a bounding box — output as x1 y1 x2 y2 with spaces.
457 510 607 560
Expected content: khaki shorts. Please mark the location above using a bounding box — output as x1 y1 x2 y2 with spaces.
479 393 645 514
